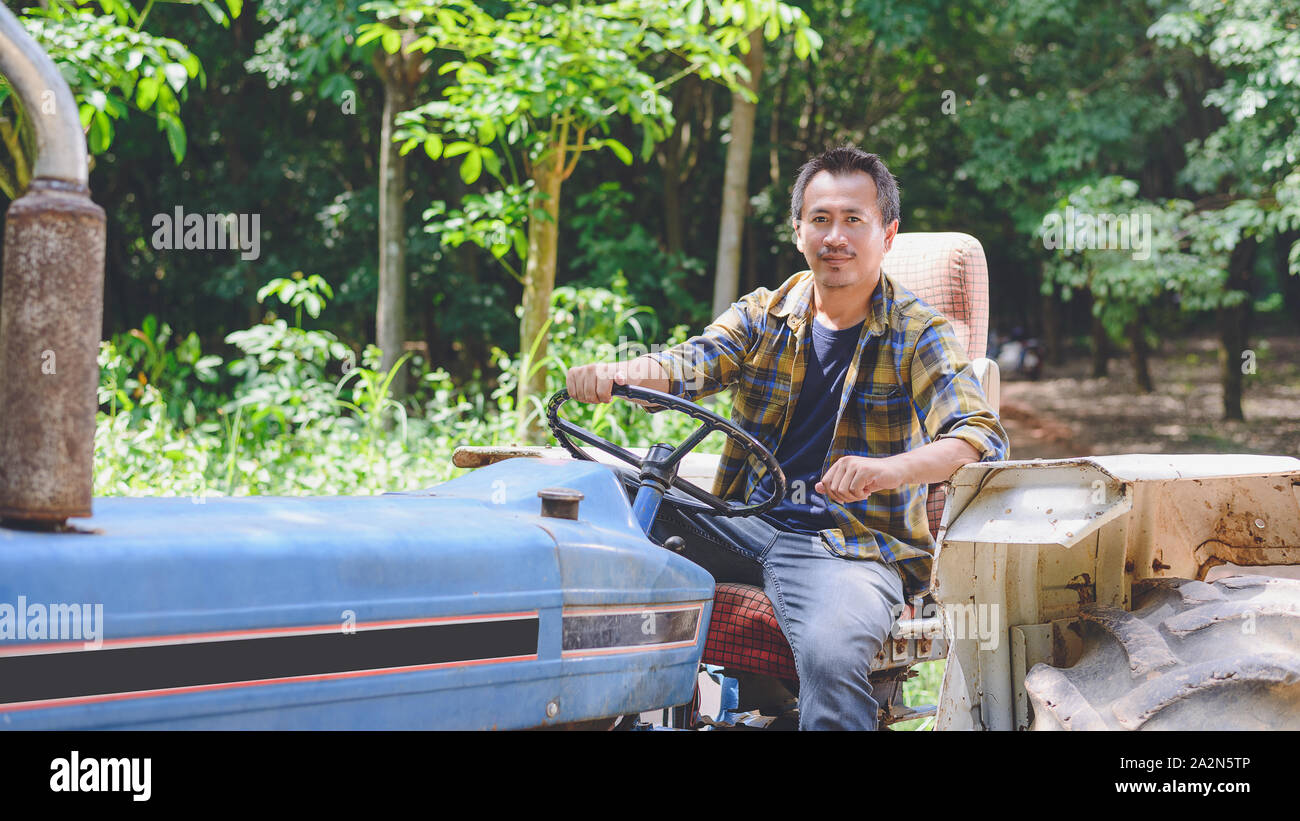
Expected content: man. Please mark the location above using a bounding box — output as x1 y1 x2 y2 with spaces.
564 145 1009 729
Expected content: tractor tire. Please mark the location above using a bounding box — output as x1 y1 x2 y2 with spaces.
1024 575 1300 730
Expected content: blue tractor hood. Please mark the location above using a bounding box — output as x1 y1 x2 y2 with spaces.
0 458 715 729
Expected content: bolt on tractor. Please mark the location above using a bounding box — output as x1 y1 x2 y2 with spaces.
1 5 1297 731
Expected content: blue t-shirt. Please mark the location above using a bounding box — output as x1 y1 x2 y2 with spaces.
753 316 864 534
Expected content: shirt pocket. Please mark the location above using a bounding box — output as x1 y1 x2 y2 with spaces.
848 385 916 456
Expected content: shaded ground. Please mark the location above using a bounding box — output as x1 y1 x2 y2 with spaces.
997 333 1300 460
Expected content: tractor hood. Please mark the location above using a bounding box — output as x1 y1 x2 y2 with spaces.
0 458 704 642
0 458 714 729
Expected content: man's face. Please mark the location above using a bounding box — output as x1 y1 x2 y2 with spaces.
792 170 898 291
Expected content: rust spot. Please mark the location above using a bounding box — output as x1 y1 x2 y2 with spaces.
1004 508 1012 514
1124 560 1135 573
1152 557 1171 572
1045 508 1053 514
0 183 106 525
1066 573 1095 605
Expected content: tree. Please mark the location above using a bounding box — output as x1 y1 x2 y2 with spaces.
0 0 236 200
365 0 820 442
711 28 763 319
1037 177 1207 392
1150 0 1300 420
249 0 431 398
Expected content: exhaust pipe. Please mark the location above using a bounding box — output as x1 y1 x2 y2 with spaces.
0 5 106 528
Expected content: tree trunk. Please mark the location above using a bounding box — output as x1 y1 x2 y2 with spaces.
1276 228 1300 329
1219 236 1258 421
373 43 424 400
516 151 565 443
743 216 758 294
1090 310 1109 378
1041 285 1064 366
711 30 763 320
662 148 683 256
1127 313 1153 393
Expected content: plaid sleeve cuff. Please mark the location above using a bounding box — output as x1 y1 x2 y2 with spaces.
936 411 1011 463
644 347 703 401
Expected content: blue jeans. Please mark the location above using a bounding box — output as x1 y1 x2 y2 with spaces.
683 513 905 730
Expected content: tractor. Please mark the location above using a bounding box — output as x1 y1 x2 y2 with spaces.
1 5 1297 731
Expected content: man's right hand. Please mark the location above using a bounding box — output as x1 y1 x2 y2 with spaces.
564 356 672 404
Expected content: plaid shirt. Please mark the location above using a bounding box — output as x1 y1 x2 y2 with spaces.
646 269 1009 597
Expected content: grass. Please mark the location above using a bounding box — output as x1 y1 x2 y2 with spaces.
892 659 944 731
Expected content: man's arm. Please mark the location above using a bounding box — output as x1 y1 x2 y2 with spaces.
816 316 1009 504
564 292 762 405
816 438 980 503
565 355 672 404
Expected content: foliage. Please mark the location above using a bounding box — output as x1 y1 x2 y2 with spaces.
367 0 820 294
96 276 727 497
0 0 240 198
257 270 336 328
245 0 368 104
568 181 711 328
369 0 819 181
99 314 224 426
1037 177 1213 339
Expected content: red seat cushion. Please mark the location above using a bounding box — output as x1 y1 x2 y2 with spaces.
703 583 798 685
704 582 922 685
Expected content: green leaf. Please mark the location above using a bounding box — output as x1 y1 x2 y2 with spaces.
89 108 113 153
423 134 444 160
158 113 187 163
198 0 226 26
381 29 401 54
163 63 188 94
135 76 160 110
481 148 501 179
356 26 387 47
602 138 633 165
443 141 474 158
460 150 482 184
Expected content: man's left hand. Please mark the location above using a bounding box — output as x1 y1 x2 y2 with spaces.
815 455 905 504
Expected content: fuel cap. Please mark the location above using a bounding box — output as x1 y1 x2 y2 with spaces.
538 487 583 520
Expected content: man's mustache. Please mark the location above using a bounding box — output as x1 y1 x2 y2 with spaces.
818 248 856 259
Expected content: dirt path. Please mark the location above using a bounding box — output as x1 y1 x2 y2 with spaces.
996 334 1300 461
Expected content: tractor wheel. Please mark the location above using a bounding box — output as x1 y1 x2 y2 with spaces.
1024 575 1300 730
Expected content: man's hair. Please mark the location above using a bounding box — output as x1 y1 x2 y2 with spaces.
790 145 901 228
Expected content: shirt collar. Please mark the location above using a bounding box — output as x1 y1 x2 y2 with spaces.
772 269 893 337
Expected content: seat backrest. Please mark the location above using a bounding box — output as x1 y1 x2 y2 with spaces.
882 232 990 360
882 232 997 550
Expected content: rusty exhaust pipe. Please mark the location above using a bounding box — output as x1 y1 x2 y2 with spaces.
0 5 106 528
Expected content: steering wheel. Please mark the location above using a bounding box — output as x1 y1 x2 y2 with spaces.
545 383 786 517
